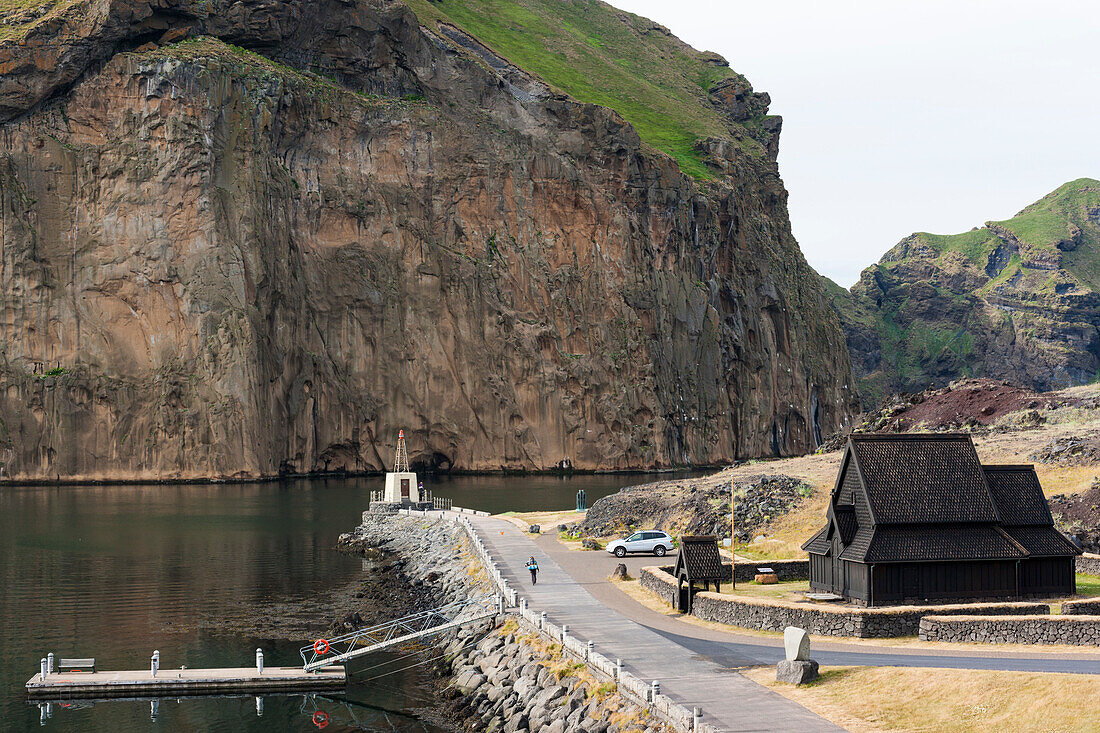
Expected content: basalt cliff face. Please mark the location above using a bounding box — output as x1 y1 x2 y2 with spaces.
0 0 856 480
828 179 1100 408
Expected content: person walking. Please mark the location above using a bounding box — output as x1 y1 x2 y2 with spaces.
526 556 539 585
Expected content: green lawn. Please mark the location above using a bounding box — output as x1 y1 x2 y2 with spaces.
1075 573 1100 597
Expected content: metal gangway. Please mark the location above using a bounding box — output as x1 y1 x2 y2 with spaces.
299 595 499 673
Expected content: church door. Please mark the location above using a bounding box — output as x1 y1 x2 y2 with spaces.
401 479 410 499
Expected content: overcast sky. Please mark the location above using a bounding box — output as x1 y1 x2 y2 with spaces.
610 0 1100 286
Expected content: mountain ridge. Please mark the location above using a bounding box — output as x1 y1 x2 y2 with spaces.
829 177 1100 407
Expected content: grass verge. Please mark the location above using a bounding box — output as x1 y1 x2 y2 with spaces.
744 665 1100 733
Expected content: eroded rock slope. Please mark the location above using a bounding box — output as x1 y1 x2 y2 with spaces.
0 0 856 480
827 179 1100 408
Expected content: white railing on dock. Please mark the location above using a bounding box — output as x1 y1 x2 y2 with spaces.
436 511 716 733
378 505 714 733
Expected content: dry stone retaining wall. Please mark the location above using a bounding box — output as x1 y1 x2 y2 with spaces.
643 560 808 588
1062 598 1100 615
919 615 1100 645
640 566 1050 638
732 559 808 583
1077 553 1100 576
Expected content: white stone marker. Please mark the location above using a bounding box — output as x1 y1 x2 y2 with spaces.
783 626 810 661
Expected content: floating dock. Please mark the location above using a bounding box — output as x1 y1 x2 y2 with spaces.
26 666 345 699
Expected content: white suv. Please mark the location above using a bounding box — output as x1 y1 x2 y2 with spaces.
605 530 674 558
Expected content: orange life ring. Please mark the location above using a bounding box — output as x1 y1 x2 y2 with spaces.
313 639 330 655
312 710 329 728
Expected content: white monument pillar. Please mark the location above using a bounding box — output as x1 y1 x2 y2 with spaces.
383 429 420 503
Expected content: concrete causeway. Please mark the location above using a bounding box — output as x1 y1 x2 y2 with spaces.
464 513 844 733
25 666 346 699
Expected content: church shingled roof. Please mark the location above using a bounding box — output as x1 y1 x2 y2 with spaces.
850 434 999 525
846 524 1027 563
1002 526 1081 557
802 525 830 554
834 505 858 544
805 434 1079 565
982 465 1056 527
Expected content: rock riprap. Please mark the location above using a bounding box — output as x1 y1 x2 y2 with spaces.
338 511 678 731
0 0 856 481
444 619 676 733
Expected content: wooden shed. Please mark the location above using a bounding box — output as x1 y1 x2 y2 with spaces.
803 433 1080 606
674 535 725 613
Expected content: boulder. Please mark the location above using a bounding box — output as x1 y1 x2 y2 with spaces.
783 626 810 661
504 712 528 732
529 524 541 534
581 538 601 550
454 669 486 694
776 659 819 685
611 563 629 580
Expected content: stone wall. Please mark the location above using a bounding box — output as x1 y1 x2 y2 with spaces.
732 559 809 583
1062 598 1100 616
640 564 680 606
1077 553 1100 576
919 615 1100 646
639 566 1050 638
646 560 808 586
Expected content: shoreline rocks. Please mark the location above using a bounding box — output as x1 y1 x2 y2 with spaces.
339 512 680 732
442 618 675 733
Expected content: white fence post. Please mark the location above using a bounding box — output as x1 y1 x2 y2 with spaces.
256 648 263 674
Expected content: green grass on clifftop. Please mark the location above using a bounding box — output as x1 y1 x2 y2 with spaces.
994 177 1100 288
403 0 756 179
0 0 83 41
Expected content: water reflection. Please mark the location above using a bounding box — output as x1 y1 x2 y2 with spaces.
32 691 446 731
1 471 692 730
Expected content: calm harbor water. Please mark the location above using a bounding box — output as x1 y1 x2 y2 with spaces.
0 472 689 731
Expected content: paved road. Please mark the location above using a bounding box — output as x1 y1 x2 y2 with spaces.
459 513 1100 732
465 514 845 732
531 533 1100 675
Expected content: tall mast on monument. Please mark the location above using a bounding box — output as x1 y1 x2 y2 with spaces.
394 429 410 473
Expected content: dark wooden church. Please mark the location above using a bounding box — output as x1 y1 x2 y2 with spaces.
803 433 1080 605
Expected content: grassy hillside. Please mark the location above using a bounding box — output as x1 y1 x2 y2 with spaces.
831 178 1100 404
403 0 763 178
995 177 1100 289
0 0 83 41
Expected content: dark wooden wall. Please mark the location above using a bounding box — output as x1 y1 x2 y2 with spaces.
872 560 1017 603
1018 557 1075 596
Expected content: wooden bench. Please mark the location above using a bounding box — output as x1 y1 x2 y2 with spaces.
58 658 95 673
